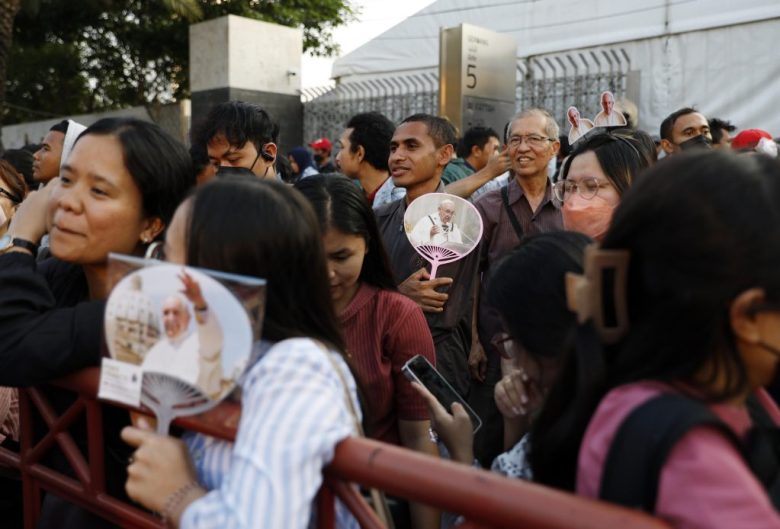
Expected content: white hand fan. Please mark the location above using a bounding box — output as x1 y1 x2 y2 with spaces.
404 193 483 278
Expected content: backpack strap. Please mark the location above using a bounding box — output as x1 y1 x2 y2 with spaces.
501 185 523 241
745 395 780 511
599 393 740 512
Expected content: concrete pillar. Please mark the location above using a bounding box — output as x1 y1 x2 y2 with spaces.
189 15 303 151
439 24 517 137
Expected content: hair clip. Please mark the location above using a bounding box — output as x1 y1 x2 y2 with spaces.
565 243 630 344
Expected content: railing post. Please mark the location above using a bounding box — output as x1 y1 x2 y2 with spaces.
316 482 336 529
8 368 672 529
18 389 40 529
86 398 105 494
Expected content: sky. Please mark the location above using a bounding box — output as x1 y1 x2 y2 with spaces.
301 0 438 89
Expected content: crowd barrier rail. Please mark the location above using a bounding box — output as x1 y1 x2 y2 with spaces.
0 367 672 529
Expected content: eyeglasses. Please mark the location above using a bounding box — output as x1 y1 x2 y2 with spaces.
0 188 21 204
508 134 555 150
552 177 613 203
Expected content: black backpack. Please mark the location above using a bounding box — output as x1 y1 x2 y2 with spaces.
599 392 780 513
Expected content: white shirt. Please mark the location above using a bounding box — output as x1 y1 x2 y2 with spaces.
142 309 223 398
372 176 406 209
411 212 464 246
469 172 510 203
593 111 626 127
568 118 595 144
299 166 320 179
180 338 360 529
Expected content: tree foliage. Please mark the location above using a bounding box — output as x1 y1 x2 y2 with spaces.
5 0 355 124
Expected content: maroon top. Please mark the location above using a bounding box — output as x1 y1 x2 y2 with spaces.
474 177 563 356
339 283 435 445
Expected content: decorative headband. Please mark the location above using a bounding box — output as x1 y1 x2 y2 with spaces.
565 243 630 344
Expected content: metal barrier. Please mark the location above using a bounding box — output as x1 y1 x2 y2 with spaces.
0 367 671 529
301 73 440 145
517 48 632 132
301 47 632 143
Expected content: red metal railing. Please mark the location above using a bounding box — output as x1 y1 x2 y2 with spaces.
0 368 671 529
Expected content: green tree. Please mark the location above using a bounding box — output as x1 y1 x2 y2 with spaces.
0 0 22 148
3 0 354 131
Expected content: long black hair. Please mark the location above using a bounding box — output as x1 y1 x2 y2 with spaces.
295 175 397 291
486 231 590 360
184 176 345 353
531 151 780 491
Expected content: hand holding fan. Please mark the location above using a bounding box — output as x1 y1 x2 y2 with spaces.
103 257 260 434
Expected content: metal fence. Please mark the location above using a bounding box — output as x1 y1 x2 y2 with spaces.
0 367 672 529
517 48 631 132
301 73 439 144
301 47 632 143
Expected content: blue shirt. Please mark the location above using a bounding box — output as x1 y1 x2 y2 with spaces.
181 338 360 529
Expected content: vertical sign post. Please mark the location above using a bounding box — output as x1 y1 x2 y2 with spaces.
439 24 517 137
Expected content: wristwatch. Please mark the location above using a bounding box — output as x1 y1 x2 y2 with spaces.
0 235 39 255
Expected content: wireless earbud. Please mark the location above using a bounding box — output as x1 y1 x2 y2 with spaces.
260 149 274 162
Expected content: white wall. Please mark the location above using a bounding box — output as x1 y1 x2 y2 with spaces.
1 101 191 149
190 15 302 96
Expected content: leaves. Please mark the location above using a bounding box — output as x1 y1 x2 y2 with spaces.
3 0 355 124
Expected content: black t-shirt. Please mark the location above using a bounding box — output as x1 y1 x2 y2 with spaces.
374 195 479 394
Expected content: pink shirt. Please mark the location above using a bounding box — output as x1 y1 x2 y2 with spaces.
577 381 780 529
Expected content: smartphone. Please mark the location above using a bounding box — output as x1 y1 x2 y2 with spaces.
402 355 482 433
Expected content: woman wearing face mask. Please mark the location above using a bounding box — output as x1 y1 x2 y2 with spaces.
553 130 653 240
295 174 439 529
533 152 780 528
0 160 27 239
122 177 362 528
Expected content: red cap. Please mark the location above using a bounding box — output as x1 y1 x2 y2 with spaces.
731 129 772 151
308 137 332 151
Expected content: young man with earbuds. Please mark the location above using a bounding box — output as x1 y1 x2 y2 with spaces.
192 101 280 180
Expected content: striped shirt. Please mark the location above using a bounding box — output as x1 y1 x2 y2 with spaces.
180 338 360 529
339 284 435 444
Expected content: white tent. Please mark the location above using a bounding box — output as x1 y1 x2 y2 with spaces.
333 0 780 135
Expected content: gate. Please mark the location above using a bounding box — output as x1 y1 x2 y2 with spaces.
301 46 634 143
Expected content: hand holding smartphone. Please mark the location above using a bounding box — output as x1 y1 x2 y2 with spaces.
402 355 482 433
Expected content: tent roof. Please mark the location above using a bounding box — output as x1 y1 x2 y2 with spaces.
333 0 780 79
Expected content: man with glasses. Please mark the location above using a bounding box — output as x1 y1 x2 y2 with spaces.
468 108 563 466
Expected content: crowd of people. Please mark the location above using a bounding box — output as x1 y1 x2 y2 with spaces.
0 96 779 529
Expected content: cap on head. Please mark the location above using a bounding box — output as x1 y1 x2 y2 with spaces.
308 138 332 151
731 129 772 151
